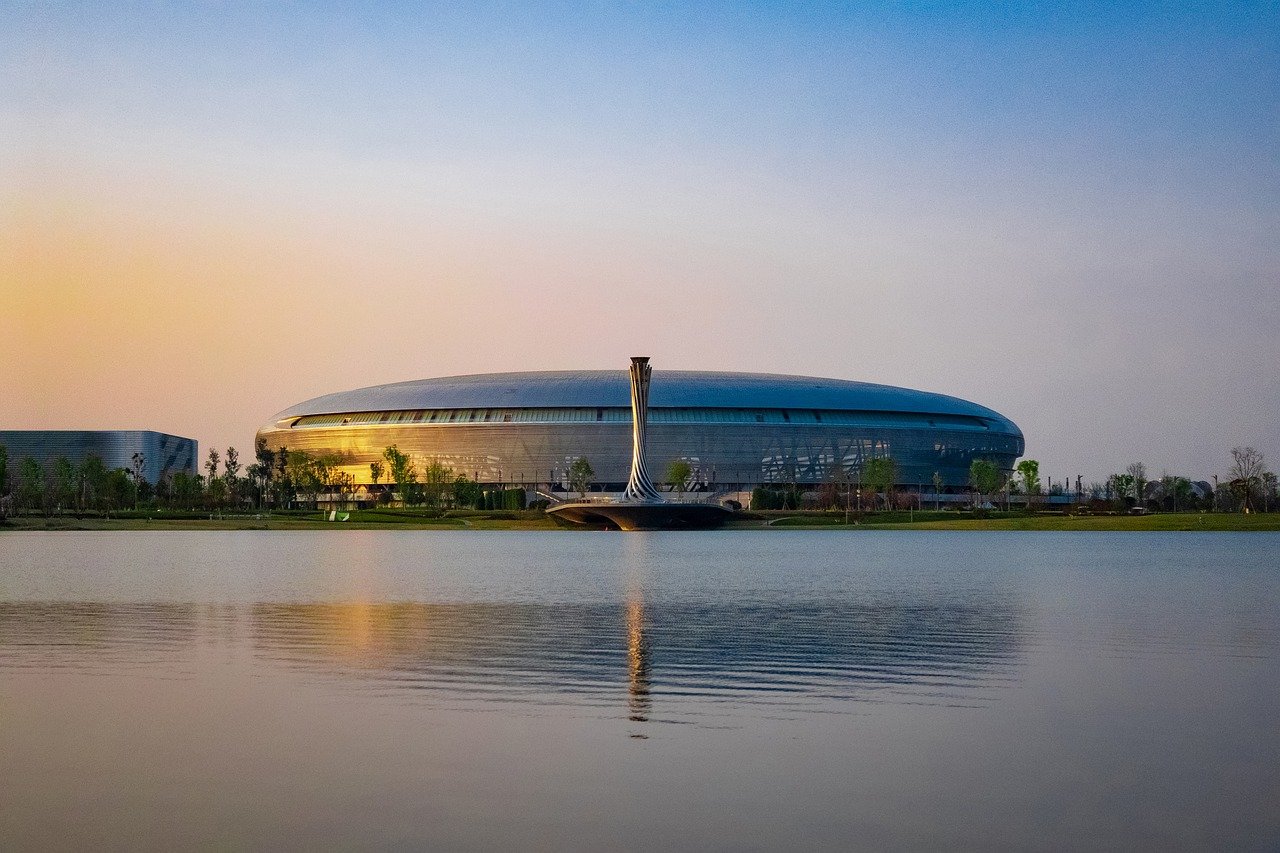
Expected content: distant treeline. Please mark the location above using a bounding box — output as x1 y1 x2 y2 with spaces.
0 440 528 518
745 451 1277 514
0 447 144 516
3 442 1274 519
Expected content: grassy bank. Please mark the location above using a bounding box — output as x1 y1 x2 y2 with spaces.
825 512 1280 531
3 510 1279 532
751 509 1280 531
0 509 562 531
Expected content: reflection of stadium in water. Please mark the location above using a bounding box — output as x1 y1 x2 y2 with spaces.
246 596 1025 713
0 597 1026 716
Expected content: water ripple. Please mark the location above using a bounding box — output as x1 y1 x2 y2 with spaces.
0 599 1027 712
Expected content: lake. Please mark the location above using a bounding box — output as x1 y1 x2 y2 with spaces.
0 531 1276 850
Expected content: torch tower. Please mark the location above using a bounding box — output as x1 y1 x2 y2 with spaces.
622 357 664 502
545 357 734 530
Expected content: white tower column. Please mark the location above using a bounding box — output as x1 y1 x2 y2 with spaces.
622 357 664 502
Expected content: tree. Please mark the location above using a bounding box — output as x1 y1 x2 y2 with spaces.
171 468 190 507
1171 477 1194 512
1263 472 1278 513
568 457 594 498
969 459 1004 509
932 471 943 511
370 461 384 487
1109 473 1135 508
205 476 227 510
253 439 275 508
665 459 693 496
312 455 337 508
331 470 354 510
1015 459 1041 510
421 458 454 508
383 445 416 507
1126 462 1147 506
1228 446 1267 513
18 457 43 514
320 455 347 508
130 452 146 509
52 456 76 512
1153 473 1192 512
819 464 848 511
0 444 8 518
245 462 269 508
205 449 221 507
1158 472 1175 510
453 474 482 509
102 468 132 514
223 447 241 508
79 454 106 512
862 456 897 510
288 450 322 510
275 446 291 507
168 471 199 509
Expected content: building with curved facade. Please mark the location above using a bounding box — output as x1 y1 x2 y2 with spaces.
0 430 197 484
256 370 1022 492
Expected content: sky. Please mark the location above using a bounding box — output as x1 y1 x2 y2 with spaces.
2 1 1277 484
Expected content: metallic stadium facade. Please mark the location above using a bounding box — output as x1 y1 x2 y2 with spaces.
0 430 198 483
256 370 1023 492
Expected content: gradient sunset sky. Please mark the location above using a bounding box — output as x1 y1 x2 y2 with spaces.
3 2 1277 482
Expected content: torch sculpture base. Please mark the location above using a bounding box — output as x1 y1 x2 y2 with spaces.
546 501 734 531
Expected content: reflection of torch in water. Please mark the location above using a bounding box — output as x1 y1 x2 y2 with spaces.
626 595 651 723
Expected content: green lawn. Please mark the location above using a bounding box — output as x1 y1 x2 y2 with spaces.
750 512 1280 531
866 513 1280 531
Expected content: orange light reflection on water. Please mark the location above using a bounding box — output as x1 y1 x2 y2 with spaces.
627 592 651 725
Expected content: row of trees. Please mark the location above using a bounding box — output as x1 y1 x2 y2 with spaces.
329 443 1277 514
0 440 531 516
967 451 1277 514
742 447 1277 515
188 442 518 511
164 443 282 511
5 439 1270 517
753 457 906 512
0 441 276 516
0 447 145 517
369 445 509 509
562 456 698 499
1045 448 1274 513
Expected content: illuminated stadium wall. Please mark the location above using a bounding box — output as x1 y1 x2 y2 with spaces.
256 371 1023 491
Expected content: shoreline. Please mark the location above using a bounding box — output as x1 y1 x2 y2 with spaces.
3 511 1279 532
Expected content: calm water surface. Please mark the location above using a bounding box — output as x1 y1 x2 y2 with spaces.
0 531 1277 850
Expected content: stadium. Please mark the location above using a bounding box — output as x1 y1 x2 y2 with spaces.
256 370 1023 497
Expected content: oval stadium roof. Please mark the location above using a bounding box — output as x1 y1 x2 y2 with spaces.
272 371 1021 435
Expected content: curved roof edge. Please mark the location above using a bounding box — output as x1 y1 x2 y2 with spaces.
268 370 1021 437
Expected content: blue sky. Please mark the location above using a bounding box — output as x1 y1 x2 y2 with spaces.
3 2 1277 481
